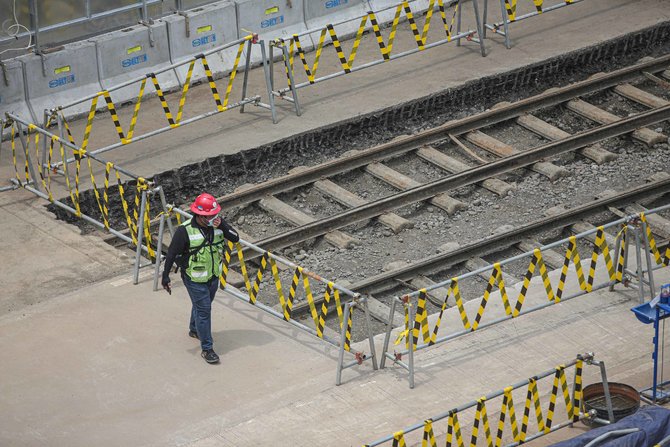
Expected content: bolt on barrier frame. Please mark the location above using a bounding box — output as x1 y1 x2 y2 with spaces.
42 33 277 177
483 0 584 49
154 206 379 385
365 353 615 447
268 0 486 117
2 112 166 283
381 204 670 388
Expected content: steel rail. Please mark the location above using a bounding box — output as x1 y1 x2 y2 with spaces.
248 104 670 252
217 54 670 209
288 178 670 315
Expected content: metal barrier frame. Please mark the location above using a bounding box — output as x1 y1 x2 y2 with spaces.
3 112 163 282
268 0 486 117
365 353 615 446
44 33 277 177
380 204 670 388
483 0 585 49
154 206 379 385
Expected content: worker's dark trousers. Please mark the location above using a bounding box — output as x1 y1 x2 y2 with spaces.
182 274 219 351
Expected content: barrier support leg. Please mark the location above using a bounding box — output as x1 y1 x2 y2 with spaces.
281 43 301 117
640 220 656 298
336 302 352 385
596 359 615 423
633 227 645 303
56 114 73 183
240 39 254 115
456 0 463 47
610 227 623 292
259 41 278 124
133 190 148 285
157 186 174 236
482 0 488 39
16 122 40 191
361 297 379 371
471 0 487 57
40 110 49 178
408 302 416 389
153 213 166 292
499 0 511 49
380 297 399 369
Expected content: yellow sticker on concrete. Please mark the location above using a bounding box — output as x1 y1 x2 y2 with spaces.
265 6 279 14
127 45 142 55
54 65 71 74
197 25 212 33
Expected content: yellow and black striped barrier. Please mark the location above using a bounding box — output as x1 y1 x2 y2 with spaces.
220 241 354 352
54 36 252 153
483 0 582 49
5 117 158 262
270 0 485 116
396 227 618 353
364 354 591 447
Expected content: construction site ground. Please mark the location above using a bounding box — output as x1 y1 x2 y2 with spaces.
2 0 670 445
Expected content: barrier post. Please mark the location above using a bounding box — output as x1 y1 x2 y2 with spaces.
259 41 278 124
408 301 416 389
153 213 166 292
336 301 353 385
380 297 399 369
640 219 657 296
15 122 40 191
362 297 379 371
133 189 148 285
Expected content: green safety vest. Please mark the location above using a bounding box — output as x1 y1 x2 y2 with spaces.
183 219 226 283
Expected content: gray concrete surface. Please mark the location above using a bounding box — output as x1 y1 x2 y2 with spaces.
1 0 670 445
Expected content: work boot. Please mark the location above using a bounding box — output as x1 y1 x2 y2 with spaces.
188 330 199 340
201 349 219 364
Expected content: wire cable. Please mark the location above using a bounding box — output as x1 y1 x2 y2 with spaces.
0 0 33 56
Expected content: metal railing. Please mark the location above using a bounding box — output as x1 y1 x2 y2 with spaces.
365 353 615 446
380 204 670 388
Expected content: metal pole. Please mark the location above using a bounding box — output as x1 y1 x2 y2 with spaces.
40 110 49 178
28 0 40 54
640 220 656 299
482 0 488 39
156 186 174 236
16 122 40 191
240 39 253 114
610 225 623 292
596 360 615 423
361 297 379 370
259 41 278 124
380 297 399 369
281 43 301 116
499 0 510 49
133 191 148 285
141 0 149 21
336 302 351 386
153 213 166 292
654 307 661 402
471 0 487 57
408 302 416 389
456 0 462 47
634 227 645 302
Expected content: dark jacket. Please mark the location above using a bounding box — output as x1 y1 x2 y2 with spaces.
162 217 239 282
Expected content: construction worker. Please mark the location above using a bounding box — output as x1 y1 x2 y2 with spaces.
162 193 239 364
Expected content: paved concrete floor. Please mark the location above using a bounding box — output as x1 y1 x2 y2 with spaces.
1 0 670 445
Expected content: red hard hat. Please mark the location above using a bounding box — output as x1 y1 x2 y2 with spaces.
190 193 221 216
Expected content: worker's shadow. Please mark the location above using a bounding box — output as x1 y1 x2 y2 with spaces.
212 329 274 354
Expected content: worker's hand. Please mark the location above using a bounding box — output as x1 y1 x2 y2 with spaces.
162 277 172 295
211 216 222 228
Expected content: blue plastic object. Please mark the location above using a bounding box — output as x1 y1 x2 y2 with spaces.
630 302 670 324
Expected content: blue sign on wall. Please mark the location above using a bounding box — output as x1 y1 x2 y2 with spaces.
122 54 148 68
261 15 284 28
48 75 76 89
326 0 348 8
192 34 216 47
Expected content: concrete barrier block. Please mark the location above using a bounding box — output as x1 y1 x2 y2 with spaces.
90 21 180 106
368 0 431 26
235 0 313 64
305 0 369 42
165 1 242 85
0 58 35 124
18 40 104 120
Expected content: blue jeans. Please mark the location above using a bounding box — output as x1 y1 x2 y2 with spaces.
182 274 219 351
